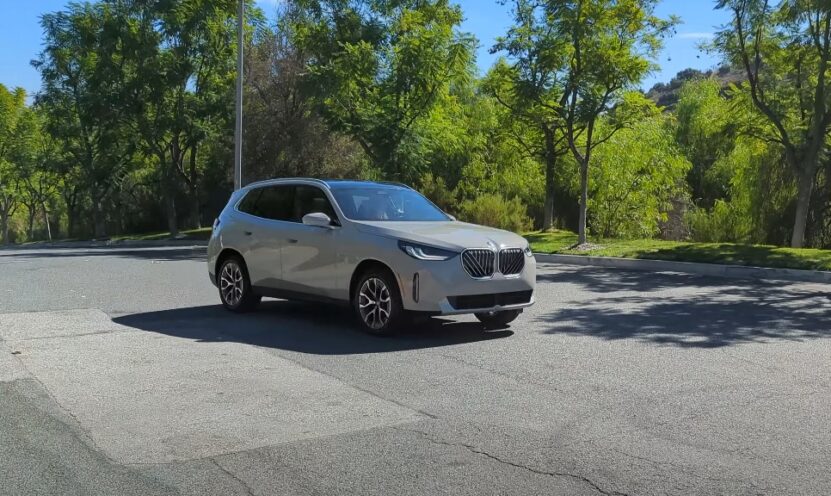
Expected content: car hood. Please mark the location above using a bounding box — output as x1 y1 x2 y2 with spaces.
352 221 528 252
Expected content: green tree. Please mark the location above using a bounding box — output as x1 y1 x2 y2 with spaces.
35 2 137 238
489 0 570 232
0 85 28 244
18 111 60 240
292 0 474 182
674 78 737 207
121 0 238 233
591 112 691 238
243 10 367 183
715 0 831 247
554 0 676 244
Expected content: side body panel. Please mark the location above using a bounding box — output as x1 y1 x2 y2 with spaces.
271 221 341 298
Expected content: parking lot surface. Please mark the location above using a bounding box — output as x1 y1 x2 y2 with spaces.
1 246 830 495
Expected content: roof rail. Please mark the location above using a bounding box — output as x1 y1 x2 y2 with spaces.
242 177 331 189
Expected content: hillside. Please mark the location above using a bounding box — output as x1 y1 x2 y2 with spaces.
646 66 745 110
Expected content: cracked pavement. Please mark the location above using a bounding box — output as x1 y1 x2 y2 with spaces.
1 246 830 495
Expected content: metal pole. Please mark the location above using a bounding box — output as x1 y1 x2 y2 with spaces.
233 0 244 190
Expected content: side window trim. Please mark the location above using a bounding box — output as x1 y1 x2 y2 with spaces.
235 183 342 226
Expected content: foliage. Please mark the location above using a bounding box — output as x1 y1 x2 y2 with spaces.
459 193 532 233
590 114 691 239
242 12 367 183
527 0 677 244
35 2 138 238
488 0 569 231
292 0 474 182
0 85 29 243
714 0 831 247
686 200 752 243
119 0 239 232
417 173 456 213
674 78 736 206
4 0 831 255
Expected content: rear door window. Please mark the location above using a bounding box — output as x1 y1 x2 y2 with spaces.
237 188 262 215
256 185 294 221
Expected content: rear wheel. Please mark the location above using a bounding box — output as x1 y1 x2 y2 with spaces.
218 256 261 312
353 269 403 335
475 309 521 329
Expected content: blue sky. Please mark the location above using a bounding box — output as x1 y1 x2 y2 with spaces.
1 0 729 97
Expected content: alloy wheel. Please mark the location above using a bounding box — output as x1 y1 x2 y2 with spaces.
220 261 244 307
358 277 392 330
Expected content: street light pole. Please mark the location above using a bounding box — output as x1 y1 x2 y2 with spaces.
233 0 244 190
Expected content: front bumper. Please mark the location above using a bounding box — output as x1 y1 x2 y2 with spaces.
395 254 536 315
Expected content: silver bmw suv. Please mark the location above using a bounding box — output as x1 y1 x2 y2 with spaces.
208 178 536 334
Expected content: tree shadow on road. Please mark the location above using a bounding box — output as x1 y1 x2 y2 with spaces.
537 266 831 348
537 263 784 293
113 301 513 355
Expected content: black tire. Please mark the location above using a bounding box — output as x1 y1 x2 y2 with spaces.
475 309 522 329
217 256 261 313
353 268 404 335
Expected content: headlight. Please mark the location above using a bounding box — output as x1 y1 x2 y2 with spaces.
524 245 534 257
398 240 458 261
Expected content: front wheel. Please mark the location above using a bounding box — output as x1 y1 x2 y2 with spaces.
353 269 404 335
475 309 522 329
218 256 261 312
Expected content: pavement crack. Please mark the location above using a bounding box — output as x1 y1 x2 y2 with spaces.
211 458 257 496
437 352 568 395
393 426 630 496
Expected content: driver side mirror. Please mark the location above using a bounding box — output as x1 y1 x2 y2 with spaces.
302 212 334 228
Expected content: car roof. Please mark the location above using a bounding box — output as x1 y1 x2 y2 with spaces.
243 178 412 191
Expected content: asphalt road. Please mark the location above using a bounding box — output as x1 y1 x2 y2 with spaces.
1 246 830 495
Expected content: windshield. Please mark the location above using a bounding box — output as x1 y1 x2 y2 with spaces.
331 186 450 222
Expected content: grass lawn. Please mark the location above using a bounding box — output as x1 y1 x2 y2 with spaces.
13 227 214 246
525 230 831 272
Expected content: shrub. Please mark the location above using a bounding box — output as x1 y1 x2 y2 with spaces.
417 173 457 214
459 194 532 233
686 200 752 243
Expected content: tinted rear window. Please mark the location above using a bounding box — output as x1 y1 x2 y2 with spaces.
255 186 294 221
237 188 262 215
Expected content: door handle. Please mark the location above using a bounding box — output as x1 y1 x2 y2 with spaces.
287 238 298 244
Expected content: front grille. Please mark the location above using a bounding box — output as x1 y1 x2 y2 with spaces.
499 248 525 275
462 249 495 278
448 291 533 310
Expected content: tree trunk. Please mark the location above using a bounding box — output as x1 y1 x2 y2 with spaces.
188 144 201 229
160 152 180 237
43 203 52 241
63 189 79 239
543 190 555 232
165 191 178 236
578 162 589 245
27 206 36 241
67 208 76 239
791 167 815 248
189 187 201 230
0 212 9 245
92 198 107 239
542 129 557 232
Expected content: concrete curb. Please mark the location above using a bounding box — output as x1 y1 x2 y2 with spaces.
534 253 831 284
0 239 209 251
